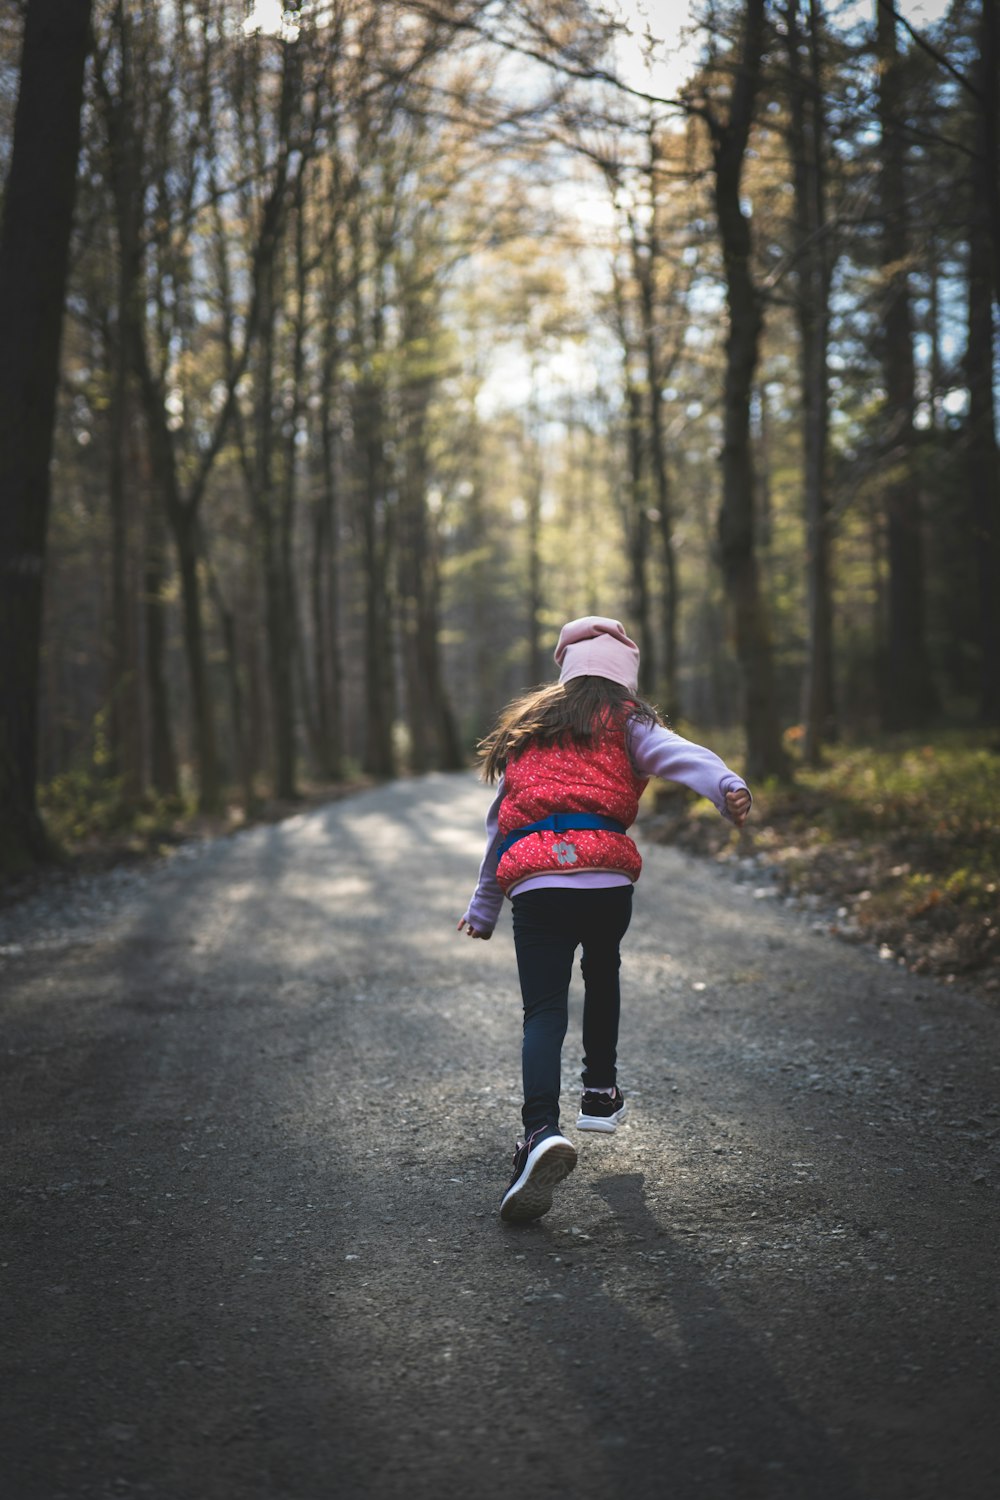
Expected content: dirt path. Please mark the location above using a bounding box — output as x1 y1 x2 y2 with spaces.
2 773 998 1500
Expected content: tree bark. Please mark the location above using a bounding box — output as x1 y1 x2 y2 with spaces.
0 0 93 867
709 0 789 780
396 297 462 773
99 3 145 803
251 203 302 803
132 328 221 811
315 385 344 779
525 416 546 687
968 0 1000 723
975 0 1000 313
610 261 653 694
631 144 680 716
142 496 179 799
625 380 654 694
465 418 496 733
312 171 345 781
787 0 836 762
354 355 395 777
357 376 396 778
876 0 937 729
202 531 255 815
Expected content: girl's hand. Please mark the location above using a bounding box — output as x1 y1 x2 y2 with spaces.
725 788 752 828
457 917 492 940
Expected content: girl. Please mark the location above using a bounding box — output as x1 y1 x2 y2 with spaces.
458 616 751 1224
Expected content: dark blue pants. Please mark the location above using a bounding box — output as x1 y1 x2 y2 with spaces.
511 885 634 1135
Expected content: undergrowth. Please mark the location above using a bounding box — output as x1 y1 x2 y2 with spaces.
650 730 1000 990
39 770 195 860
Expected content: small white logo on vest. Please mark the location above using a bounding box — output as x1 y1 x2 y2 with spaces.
552 840 578 866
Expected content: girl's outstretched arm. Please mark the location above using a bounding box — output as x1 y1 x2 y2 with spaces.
628 721 752 824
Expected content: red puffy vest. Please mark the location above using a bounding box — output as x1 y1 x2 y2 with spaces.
496 718 648 896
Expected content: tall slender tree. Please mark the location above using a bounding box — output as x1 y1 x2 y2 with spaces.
967 0 1000 722
696 0 789 779
785 0 836 761
875 0 937 728
0 0 93 866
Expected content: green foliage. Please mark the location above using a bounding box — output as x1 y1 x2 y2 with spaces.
41 768 124 843
748 734 1000 980
39 768 191 853
768 736 1000 873
651 729 998 982
39 711 192 853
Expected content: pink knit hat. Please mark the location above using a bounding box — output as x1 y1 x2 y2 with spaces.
554 616 640 694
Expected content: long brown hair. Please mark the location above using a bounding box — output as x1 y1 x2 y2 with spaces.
478 676 663 784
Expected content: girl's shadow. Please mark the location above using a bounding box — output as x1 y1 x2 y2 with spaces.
539 1168 866 1500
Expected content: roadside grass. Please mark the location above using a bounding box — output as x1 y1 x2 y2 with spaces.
0 764 381 912
39 770 194 859
7 768 371 888
648 729 1000 991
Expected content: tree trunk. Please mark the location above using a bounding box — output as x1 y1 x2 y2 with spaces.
710 0 789 781
107 330 144 805
315 396 344 779
172 501 219 810
132 326 221 811
262 184 309 802
397 340 463 773
526 422 546 686
0 0 93 867
975 0 1000 312
582 415 600 616
101 1 145 804
257 313 298 800
465 424 496 733
398 391 433 773
203 538 255 815
625 380 654 695
241 186 299 803
312 177 345 780
787 0 836 763
142 497 179 799
256 269 283 799
355 370 395 777
876 0 937 729
609 261 653 695
349 191 395 779
968 4 1000 723
632 177 680 716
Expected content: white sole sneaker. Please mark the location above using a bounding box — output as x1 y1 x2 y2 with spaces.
576 1098 627 1132
500 1133 578 1223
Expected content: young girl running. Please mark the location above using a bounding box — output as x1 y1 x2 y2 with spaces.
458 616 751 1223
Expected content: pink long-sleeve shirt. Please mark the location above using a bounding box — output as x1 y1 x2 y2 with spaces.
461 720 750 935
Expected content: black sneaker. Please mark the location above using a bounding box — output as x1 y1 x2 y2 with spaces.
576 1085 627 1132
499 1126 578 1223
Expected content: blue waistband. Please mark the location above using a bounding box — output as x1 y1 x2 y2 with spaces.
497 813 628 861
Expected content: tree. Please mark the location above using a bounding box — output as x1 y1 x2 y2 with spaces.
694 0 790 779
875 0 937 729
784 0 836 761
0 0 93 868
236 30 312 801
967 0 1000 722
607 253 655 692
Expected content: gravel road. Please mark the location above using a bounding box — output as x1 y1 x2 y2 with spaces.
2 773 998 1500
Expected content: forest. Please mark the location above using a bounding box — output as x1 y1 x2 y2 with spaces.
0 0 998 904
